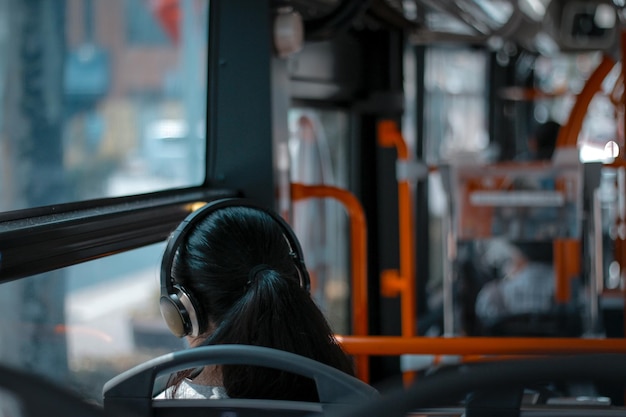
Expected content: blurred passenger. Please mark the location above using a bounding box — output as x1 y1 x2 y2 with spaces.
474 242 554 325
475 121 566 333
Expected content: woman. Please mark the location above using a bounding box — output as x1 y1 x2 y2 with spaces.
157 198 354 401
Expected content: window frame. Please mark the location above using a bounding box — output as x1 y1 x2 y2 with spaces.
0 188 236 283
0 0 276 283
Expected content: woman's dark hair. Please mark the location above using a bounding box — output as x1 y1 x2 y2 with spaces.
169 206 354 401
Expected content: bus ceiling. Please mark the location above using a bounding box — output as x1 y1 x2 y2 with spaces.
284 0 621 55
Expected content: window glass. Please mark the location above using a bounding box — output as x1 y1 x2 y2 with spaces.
288 108 351 335
0 243 181 404
0 0 208 212
125 0 170 45
422 48 489 335
424 48 489 165
422 47 493 336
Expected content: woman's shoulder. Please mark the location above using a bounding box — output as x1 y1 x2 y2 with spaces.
155 380 229 400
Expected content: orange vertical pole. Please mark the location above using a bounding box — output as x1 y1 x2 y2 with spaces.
291 183 370 382
553 239 581 303
377 120 417 338
377 120 417 385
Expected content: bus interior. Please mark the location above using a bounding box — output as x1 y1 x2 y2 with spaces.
4 0 626 416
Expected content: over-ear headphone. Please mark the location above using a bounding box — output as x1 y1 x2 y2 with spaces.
160 198 310 338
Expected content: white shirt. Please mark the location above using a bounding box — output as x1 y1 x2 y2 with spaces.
155 380 229 399
475 262 555 321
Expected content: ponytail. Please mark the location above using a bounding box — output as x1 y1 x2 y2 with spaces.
206 268 354 401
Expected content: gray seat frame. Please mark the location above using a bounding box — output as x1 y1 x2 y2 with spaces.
103 344 378 417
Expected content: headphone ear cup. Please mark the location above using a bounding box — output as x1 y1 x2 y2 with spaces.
159 285 204 337
160 295 188 338
159 198 308 337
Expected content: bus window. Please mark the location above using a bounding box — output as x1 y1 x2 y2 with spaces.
288 108 351 334
0 0 208 213
0 243 179 404
424 48 489 165
421 47 489 336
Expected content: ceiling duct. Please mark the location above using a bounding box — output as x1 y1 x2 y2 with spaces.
408 0 527 46
283 0 372 41
282 0 621 54
366 0 423 30
417 0 514 35
545 0 620 54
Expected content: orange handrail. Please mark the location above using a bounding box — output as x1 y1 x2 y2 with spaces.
290 182 370 382
556 54 616 149
377 120 417 340
337 335 626 356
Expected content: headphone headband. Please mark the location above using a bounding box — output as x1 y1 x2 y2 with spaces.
159 198 310 337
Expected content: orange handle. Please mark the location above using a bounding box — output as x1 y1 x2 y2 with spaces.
291 183 370 382
377 120 417 339
556 54 615 149
337 335 626 356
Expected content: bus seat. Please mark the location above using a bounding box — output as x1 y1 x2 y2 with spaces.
102 344 378 417
480 309 583 337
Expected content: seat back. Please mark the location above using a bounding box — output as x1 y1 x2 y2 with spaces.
103 344 378 417
481 309 583 337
